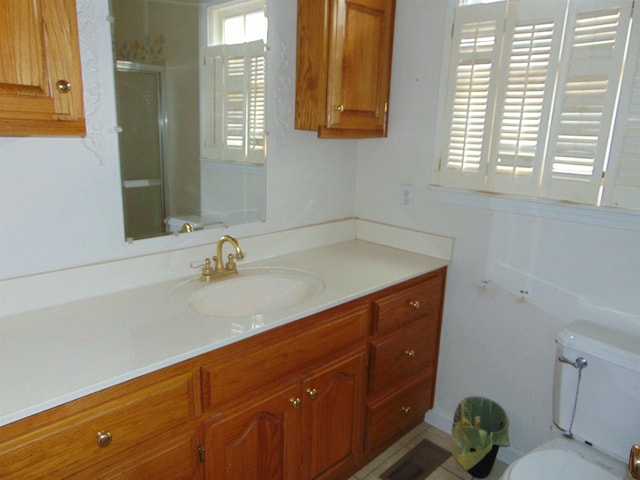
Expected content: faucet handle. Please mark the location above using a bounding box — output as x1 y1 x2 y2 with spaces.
225 254 237 271
190 259 205 269
200 258 216 282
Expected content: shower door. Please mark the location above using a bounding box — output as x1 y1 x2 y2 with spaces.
115 61 167 240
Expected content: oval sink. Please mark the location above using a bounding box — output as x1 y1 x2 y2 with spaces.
171 267 325 317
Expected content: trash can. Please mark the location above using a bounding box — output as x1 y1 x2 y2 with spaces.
450 397 509 478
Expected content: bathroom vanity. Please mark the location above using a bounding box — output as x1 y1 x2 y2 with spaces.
0 241 447 479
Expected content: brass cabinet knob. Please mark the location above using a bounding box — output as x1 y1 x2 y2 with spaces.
335 104 345 113
409 300 420 310
290 397 301 409
306 388 318 399
401 406 411 414
405 349 416 359
56 80 71 94
96 431 112 448
630 444 640 479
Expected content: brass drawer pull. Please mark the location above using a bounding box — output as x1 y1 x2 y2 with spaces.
335 104 345 112
409 300 420 310
56 79 71 94
96 431 112 448
405 349 416 359
401 406 411 414
306 388 318 399
290 397 301 409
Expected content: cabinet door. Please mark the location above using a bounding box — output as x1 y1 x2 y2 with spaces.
323 0 395 136
303 349 367 480
0 0 85 135
203 381 303 480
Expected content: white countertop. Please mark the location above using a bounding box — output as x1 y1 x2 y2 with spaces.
0 240 447 427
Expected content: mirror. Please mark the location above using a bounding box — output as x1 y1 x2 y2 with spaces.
110 0 267 241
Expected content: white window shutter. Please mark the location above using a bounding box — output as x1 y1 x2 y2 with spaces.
246 42 266 164
223 46 248 162
602 4 640 210
202 41 266 164
541 0 632 204
203 46 224 160
439 2 506 191
487 0 565 196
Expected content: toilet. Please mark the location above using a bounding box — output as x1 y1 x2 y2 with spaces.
501 321 640 480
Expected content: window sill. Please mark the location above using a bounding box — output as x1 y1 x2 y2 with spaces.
201 158 266 174
429 186 640 232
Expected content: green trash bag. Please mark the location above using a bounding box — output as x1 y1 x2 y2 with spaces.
450 397 510 471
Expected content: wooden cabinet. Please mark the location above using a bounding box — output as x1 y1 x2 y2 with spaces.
366 269 446 455
302 350 366 479
0 0 85 136
203 350 366 480
0 365 199 480
200 304 370 480
0 268 446 479
203 380 304 480
295 0 396 138
70 428 203 480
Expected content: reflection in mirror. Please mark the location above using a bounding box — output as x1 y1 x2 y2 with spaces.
110 0 267 241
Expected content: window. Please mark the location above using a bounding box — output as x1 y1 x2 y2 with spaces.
435 0 640 211
202 0 267 164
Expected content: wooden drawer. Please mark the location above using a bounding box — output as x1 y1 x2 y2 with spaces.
0 372 195 480
365 374 434 454
71 427 202 480
369 317 438 395
374 270 445 333
201 303 370 411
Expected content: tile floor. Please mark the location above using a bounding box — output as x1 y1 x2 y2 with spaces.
350 423 507 480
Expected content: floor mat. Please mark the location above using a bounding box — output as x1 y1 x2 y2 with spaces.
380 439 451 480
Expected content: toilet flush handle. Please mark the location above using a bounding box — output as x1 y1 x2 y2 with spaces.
630 444 640 480
558 356 588 369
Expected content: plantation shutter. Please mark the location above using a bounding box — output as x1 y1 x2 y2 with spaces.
247 49 266 164
439 1 506 190
541 0 632 203
487 0 564 196
602 4 640 211
202 40 266 164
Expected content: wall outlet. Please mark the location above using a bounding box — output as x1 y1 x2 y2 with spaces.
401 184 414 208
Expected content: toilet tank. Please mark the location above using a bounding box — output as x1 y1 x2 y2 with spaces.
553 321 640 462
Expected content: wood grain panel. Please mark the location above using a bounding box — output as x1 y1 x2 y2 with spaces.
0 0 85 135
374 270 445 333
369 317 438 394
200 303 370 411
0 371 195 480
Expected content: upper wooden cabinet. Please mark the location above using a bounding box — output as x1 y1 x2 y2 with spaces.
295 0 396 138
0 0 86 136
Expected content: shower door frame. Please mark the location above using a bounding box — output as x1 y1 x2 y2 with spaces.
115 60 168 240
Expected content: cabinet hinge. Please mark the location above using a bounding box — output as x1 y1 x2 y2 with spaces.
197 443 206 464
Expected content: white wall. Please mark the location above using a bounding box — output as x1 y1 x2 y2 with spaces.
356 0 640 460
0 0 357 280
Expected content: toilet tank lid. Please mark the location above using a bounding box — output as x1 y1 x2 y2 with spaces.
556 321 640 373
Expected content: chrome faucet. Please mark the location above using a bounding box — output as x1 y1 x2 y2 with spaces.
199 235 245 282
